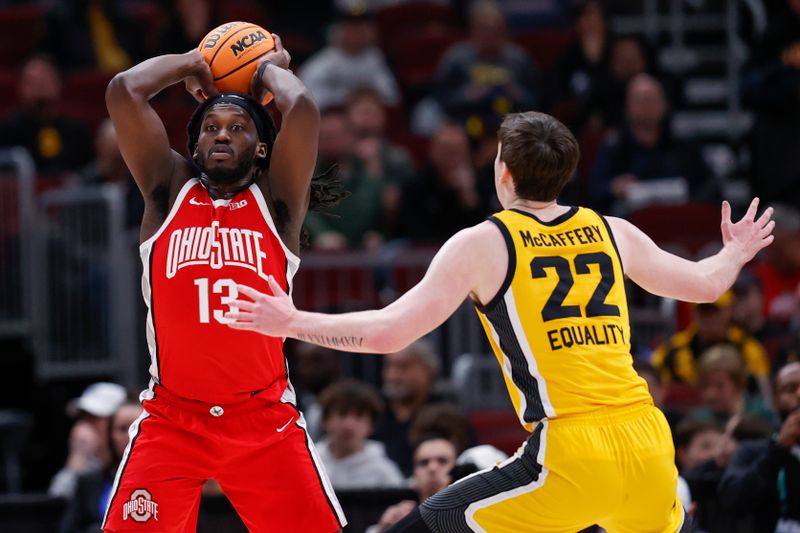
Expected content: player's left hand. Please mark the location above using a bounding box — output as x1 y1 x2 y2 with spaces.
721 197 775 264
225 277 296 337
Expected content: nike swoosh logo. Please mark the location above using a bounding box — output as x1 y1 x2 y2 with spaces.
276 417 295 433
189 196 211 206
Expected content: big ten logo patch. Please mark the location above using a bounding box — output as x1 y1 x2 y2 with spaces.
123 489 159 522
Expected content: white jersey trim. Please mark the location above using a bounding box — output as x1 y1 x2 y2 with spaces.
139 178 198 252
504 289 557 418
248 183 301 282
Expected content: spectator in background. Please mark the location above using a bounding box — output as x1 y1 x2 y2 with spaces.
589 74 716 214
751 204 800 322
346 88 416 187
551 0 612 133
682 414 773 533
398 124 488 243
304 109 395 249
156 0 220 54
674 419 723 474
286 340 342 441
433 0 540 139
373 339 443 476
300 10 400 110
78 118 143 228
368 434 459 533
0 55 93 176
687 345 772 427
633 359 683 428
719 362 800 532
652 291 772 405
315 379 405 489
39 0 141 72
49 382 127 499
741 0 800 208
59 398 142 533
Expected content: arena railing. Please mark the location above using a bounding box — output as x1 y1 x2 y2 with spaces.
0 148 34 341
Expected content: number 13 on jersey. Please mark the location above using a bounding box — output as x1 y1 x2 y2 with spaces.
194 278 238 324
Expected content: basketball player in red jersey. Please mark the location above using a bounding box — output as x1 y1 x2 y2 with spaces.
101 36 345 532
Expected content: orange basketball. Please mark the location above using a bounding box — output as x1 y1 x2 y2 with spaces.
198 21 275 104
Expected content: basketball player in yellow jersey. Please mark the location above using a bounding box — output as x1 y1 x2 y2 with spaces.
226 112 775 532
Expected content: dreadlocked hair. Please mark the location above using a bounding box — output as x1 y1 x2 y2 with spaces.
301 164 351 248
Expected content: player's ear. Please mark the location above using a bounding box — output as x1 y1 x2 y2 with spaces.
255 142 268 160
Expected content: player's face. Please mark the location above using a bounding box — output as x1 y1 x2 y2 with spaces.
195 104 266 183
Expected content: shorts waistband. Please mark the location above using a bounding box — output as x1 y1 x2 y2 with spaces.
147 384 287 417
543 402 654 428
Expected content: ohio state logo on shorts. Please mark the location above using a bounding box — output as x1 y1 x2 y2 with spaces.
123 488 159 522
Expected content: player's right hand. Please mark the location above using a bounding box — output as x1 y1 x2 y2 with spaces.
184 50 218 103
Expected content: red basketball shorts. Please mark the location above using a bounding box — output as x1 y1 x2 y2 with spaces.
102 385 345 532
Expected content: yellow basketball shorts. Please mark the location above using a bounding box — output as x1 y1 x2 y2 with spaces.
417 403 687 533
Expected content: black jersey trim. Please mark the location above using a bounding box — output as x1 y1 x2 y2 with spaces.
510 206 579 226
595 211 625 276
478 216 516 312
418 423 545 531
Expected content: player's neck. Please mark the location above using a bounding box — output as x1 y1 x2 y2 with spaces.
508 199 569 220
200 173 256 200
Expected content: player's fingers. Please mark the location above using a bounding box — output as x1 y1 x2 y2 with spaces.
756 206 774 227
272 33 283 51
744 197 759 221
759 220 775 237
236 284 264 301
721 200 731 223
230 299 257 311
267 275 285 297
227 321 256 331
224 310 253 321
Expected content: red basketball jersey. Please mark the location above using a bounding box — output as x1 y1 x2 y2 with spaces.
140 178 299 404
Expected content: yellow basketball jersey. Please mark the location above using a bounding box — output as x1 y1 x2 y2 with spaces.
476 207 652 431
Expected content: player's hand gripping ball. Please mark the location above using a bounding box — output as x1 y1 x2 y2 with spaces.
199 21 276 104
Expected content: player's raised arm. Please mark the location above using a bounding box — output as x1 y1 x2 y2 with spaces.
105 50 217 196
251 34 320 231
225 223 504 353
608 198 774 303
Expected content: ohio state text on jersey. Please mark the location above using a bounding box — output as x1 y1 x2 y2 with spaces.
140 178 299 403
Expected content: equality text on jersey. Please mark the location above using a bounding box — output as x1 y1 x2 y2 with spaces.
165 220 270 280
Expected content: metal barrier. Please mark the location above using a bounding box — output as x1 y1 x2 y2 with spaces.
0 148 34 339
18 183 674 389
32 184 137 386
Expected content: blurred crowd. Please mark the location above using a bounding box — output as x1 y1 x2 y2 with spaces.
0 1 800 532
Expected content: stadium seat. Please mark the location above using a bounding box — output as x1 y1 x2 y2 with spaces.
391 31 463 92
376 2 458 53
512 29 574 70
0 6 46 68
629 203 721 257
467 410 530 457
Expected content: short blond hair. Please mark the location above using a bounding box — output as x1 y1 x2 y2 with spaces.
698 345 747 389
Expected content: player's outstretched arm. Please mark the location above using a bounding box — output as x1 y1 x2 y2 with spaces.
251 34 320 230
607 198 774 303
225 226 496 353
106 50 217 197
